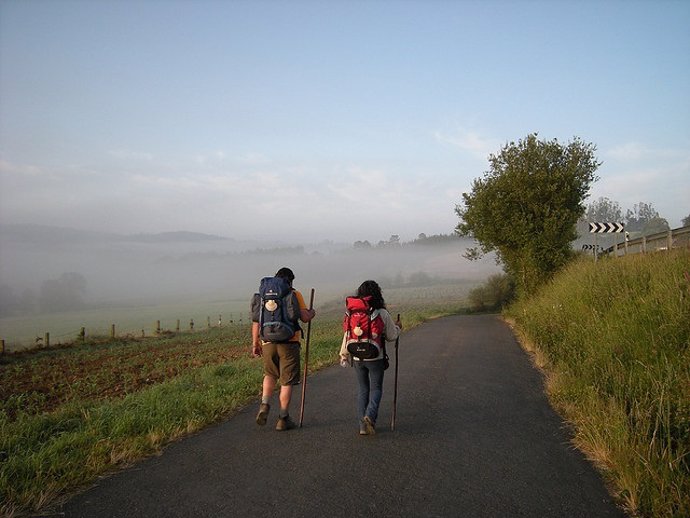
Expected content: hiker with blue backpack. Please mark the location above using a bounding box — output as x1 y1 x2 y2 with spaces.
251 267 316 431
340 280 402 436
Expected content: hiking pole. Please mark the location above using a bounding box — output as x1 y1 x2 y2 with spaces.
391 313 400 432
299 288 315 428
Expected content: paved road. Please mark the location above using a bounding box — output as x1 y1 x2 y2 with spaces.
58 315 626 517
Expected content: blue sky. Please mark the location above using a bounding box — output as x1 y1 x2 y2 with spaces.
1 0 688 242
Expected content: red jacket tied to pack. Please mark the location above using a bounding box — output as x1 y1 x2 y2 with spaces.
343 296 385 359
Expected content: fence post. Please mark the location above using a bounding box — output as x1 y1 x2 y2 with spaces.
111 324 116 338
176 319 180 332
1 339 5 355
156 320 161 334
45 332 50 348
80 327 86 342
190 319 194 331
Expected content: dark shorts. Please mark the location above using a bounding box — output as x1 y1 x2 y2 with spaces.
262 341 301 385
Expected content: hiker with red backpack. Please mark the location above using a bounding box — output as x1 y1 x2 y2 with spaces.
250 267 316 431
340 280 402 436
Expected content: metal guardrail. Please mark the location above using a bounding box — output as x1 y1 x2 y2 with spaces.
602 225 690 257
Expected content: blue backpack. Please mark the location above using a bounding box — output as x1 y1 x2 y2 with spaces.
256 276 300 343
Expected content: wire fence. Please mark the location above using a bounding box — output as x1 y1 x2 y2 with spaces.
0 313 248 355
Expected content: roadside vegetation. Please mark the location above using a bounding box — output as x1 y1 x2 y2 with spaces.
506 250 689 517
466 273 515 312
0 283 470 516
455 133 688 516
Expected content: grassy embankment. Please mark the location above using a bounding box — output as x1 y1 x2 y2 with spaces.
507 249 689 518
0 283 469 516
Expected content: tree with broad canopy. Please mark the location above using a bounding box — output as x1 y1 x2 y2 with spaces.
456 133 600 297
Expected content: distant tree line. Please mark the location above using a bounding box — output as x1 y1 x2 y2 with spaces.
377 271 447 289
240 245 305 256
0 272 87 318
353 233 460 249
580 197 681 237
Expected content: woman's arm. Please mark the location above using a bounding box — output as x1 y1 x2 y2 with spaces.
381 309 401 341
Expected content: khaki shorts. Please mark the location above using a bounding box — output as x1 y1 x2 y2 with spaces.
262 341 301 386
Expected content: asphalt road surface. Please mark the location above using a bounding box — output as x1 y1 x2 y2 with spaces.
57 314 626 517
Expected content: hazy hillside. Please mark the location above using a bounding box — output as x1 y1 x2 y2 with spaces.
0 225 500 318
0 224 231 244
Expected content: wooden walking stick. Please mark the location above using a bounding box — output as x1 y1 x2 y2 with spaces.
299 288 315 428
391 314 401 432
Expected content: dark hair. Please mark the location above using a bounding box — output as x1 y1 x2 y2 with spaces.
356 280 385 309
275 267 295 284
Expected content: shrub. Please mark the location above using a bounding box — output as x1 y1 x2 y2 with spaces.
468 273 515 312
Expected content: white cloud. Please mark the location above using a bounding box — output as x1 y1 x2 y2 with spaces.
327 167 400 205
108 150 154 161
593 144 690 226
238 152 271 165
0 159 45 178
434 128 500 159
193 151 272 167
130 173 200 191
605 142 647 161
604 142 686 162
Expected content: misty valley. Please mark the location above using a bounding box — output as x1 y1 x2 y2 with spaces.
0 225 499 348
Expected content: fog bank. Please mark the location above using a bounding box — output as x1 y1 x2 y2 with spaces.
0 225 501 317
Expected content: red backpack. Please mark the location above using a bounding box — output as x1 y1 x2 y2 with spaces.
343 296 385 360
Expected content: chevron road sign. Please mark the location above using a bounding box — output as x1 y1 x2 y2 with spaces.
589 222 625 233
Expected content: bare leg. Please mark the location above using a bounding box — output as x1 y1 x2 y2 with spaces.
279 384 292 414
262 375 276 399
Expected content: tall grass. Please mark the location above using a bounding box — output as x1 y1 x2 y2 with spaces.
507 250 690 517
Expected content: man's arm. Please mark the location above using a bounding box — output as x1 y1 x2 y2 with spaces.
295 290 316 322
251 321 262 357
300 307 316 322
250 293 262 356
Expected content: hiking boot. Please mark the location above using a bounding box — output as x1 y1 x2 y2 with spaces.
363 416 376 435
276 415 296 431
256 403 270 426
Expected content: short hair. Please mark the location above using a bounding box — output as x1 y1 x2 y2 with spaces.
275 267 295 283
